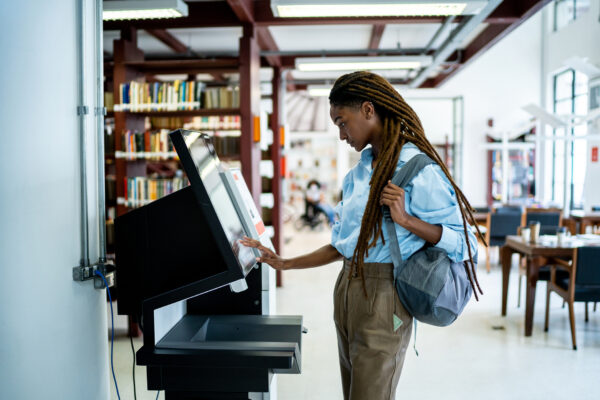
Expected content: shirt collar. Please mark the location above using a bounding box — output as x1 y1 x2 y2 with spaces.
398 142 420 162
359 142 420 172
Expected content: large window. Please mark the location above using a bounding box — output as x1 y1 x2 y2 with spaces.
554 0 590 31
552 68 588 208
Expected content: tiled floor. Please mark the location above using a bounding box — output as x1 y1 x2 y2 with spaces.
108 225 600 399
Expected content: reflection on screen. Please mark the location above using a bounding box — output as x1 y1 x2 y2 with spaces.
184 132 256 274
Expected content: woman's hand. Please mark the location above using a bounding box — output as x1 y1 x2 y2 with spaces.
380 181 410 227
239 236 289 270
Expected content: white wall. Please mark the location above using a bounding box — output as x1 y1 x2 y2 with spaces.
402 12 544 206
0 1 109 399
545 1 600 75
540 1 600 204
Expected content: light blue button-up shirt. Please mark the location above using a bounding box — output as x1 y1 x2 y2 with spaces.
331 143 477 263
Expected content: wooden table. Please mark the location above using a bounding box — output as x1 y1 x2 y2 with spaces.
569 211 600 233
501 235 577 336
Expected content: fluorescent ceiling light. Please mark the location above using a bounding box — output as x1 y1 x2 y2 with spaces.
103 0 189 21
271 0 488 17
307 85 332 97
296 56 432 72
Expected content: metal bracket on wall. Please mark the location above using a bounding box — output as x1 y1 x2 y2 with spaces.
72 261 116 289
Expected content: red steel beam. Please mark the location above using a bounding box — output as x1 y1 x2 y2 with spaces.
239 25 262 206
419 0 551 88
227 0 282 67
257 27 282 67
368 24 386 56
145 29 188 54
226 0 254 22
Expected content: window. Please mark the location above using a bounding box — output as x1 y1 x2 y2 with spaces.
552 68 588 209
554 0 590 31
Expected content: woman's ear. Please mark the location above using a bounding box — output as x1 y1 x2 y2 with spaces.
362 101 374 120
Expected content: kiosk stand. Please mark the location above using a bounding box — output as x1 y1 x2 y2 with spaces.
115 130 302 399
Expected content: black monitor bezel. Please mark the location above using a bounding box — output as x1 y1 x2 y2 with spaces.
169 128 256 282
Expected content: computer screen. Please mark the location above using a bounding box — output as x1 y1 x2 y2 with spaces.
175 130 256 275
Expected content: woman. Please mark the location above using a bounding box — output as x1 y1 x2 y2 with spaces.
241 71 482 400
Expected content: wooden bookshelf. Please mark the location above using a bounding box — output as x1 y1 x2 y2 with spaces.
116 108 241 117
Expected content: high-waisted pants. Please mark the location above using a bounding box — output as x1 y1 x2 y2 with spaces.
333 259 413 400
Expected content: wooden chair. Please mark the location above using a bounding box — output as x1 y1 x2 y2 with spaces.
544 247 600 350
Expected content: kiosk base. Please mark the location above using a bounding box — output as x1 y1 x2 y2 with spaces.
164 391 264 400
137 315 302 397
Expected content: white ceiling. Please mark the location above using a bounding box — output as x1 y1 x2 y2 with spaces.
268 24 373 51
104 22 484 58
380 23 452 49
169 27 243 53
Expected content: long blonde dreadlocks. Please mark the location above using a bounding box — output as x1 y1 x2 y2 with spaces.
329 71 485 300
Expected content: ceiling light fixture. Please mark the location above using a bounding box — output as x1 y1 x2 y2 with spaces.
270 0 488 17
296 56 432 72
103 0 189 21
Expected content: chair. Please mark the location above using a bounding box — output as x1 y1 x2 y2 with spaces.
485 211 522 273
496 205 522 214
524 207 562 229
544 247 600 350
516 208 563 307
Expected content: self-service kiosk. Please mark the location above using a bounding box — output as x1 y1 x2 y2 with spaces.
115 130 302 399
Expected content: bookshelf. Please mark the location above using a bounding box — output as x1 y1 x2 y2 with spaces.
105 33 263 335
106 30 283 306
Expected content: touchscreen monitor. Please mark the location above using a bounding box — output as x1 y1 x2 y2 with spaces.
172 130 257 275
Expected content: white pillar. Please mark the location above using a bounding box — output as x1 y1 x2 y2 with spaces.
0 1 109 399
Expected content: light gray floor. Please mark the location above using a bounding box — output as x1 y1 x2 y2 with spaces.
108 226 600 400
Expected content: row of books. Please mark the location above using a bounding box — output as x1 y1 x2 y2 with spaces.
185 115 241 130
120 177 188 208
121 129 174 156
115 80 240 111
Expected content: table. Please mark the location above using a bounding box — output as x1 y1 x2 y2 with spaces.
501 235 579 336
569 211 600 233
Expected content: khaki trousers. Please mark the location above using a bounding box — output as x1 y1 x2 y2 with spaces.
333 259 413 400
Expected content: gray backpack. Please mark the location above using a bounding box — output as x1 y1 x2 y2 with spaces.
382 154 473 327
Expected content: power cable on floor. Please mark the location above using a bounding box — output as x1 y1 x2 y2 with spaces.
130 333 137 400
95 269 121 400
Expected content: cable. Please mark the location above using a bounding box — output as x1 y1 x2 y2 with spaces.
156 391 160 400
95 269 121 400
129 333 137 400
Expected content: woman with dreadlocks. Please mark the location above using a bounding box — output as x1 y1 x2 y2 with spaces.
241 71 482 400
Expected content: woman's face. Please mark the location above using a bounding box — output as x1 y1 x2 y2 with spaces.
330 101 379 152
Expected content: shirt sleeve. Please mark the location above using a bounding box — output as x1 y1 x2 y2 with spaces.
407 164 478 263
330 172 350 249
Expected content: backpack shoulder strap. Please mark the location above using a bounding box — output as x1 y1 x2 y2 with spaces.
390 153 435 189
383 153 436 280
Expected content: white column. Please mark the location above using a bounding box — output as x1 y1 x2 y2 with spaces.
0 1 109 399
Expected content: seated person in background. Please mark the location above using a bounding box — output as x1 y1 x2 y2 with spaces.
305 179 336 226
